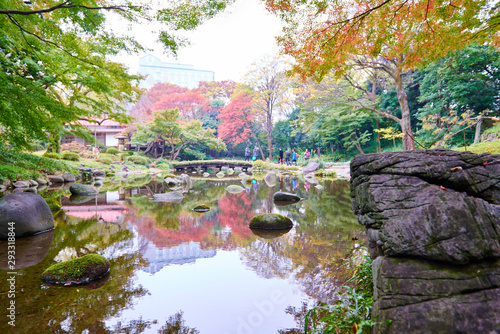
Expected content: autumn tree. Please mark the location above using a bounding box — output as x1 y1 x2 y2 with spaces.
265 0 500 151
244 56 294 159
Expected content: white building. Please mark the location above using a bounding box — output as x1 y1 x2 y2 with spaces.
138 54 215 89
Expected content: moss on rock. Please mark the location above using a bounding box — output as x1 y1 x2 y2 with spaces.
42 254 110 286
249 213 293 230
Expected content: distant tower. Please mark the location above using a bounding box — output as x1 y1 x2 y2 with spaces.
137 54 215 89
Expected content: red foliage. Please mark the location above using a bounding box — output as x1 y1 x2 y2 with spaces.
217 93 255 146
152 90 211 120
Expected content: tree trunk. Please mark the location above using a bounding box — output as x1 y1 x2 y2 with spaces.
394 59 415 151
375 119 382 153
47 132 61 154
473 118 483 144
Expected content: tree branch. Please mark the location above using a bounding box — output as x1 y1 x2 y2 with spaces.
0 3 128 15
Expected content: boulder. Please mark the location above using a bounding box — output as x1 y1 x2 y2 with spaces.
302 161 320 174
93 181 103 188
226 185 245 194
29 179 38 187
216 171 225 178
62 173 76 182
249 213 293 230
264 171 277 187
178 174 193 190
94 170 106 177
193 204 210 212
48 175 65 183
227 168 234 175
165 177 180 186
69 184 98 196
273 191 300 203
0 193 54 239
351 149 500 264
372 256 500 333
36 177 48 185
152 191 184 203
13 181 30 188
42 254 110 286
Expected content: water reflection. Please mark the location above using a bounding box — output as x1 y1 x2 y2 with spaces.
0 175 364 333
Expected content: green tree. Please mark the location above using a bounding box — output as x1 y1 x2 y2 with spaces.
131 109 226 160
0 0 233 149
417 44 500 147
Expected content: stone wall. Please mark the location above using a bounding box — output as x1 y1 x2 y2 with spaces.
350 149 500 333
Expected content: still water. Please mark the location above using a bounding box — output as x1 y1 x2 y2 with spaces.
0 174 365 333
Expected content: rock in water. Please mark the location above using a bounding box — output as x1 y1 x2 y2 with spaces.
47 175 65 183
273 191 300 203
264 172 277 187
216 171 225 178
249 213 293 230
0 193 54 239
302 162 319 174
13 181 30 188
193 204 210 212
42 254 110 285
63 173 76 182
203 172 210 177
226 185 245 194
69 184 98 196
152 191 184 203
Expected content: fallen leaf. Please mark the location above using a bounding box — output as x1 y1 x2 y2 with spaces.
440 185 447 191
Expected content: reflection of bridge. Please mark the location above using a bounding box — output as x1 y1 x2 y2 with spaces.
171 160 252 172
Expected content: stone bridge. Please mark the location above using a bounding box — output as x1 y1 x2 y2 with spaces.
171 160 252 172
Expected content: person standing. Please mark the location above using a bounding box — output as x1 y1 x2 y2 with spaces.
304 149 310 161
245 146 251 161
317 147 320 159
279 148 284 164
252 146 259 160
285 148 291 166
92 145 100 159
291 149 297 166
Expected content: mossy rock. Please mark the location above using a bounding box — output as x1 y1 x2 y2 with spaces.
193 204 210 212
249 213 293 230
42 254 110 286
69 183 98 196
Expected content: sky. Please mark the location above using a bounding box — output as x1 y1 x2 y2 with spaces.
114 0 284 83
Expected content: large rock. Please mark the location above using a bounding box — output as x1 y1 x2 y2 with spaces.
63 173 76 182
0 193 54 239
36 177 48 185
47 175 65 183
273 191 300 203
351 149 500 333
42 254 110 285
302 161 320 174
249 213 293 230
351 149 500 264
152 191 184 203
264 171 277 187
69 184 98 196
13 181 30 188
372 256 500 333
226 185 245 194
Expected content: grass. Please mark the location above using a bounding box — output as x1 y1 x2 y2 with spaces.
455 139 500 155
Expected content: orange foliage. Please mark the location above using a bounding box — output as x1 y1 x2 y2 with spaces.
217 93 255 146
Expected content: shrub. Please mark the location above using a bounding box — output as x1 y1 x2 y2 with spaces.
61 141 88 154
128 150 135 155
44 152 62 160
106 147 120 155
61 151 80 161
125 155 149 165
120 152 129 160
252 160 268 171
99 153 119 162
99 157 113 165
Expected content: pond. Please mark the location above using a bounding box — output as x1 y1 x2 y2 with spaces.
0 173 365 334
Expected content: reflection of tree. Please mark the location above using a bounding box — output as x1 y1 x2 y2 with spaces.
241 179 367 303
109 311 199 334
0 212 147 334
216 191 255 239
